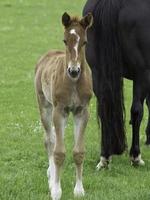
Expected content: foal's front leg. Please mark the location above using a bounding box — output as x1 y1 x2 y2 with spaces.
73 107 89 197
51 106 67 200
36 93 55 188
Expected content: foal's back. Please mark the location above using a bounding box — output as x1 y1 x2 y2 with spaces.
35 50 65 76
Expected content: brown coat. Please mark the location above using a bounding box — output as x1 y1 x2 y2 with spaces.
35 50 92 111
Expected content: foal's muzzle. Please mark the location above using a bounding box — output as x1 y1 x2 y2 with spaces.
67 67 81 79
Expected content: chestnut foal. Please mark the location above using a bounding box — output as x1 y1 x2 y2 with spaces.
35 13 93 200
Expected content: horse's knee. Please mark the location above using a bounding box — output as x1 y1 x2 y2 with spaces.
54 151 65 166
44 139 54 150
73 151 84 165
44 132 55 148
44 138 49 150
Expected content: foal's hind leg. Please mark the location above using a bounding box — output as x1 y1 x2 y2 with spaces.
36 93 55 189
73 107 89 197
130 82 146 166
145 94 150 145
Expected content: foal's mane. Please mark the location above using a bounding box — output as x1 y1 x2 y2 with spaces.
63 16 81 30
71 16 80 23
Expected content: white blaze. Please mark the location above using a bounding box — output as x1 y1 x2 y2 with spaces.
70 29 80 61
68 61 80 71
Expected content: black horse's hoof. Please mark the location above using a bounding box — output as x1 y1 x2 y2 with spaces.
96 156 112 170
130 155 145 166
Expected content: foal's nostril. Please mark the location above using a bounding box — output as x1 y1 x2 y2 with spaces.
68 68 80 78
70 70 78 78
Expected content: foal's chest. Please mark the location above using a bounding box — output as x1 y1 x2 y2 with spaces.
59 84 88 115
68 86 81 110
52 70 92 112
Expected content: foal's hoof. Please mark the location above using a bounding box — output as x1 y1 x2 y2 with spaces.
74 181 85 197
51 185 62 200
96 157 111 170
131 155 145 166
74 186 85 197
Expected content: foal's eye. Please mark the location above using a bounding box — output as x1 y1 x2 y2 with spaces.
63 39 67 45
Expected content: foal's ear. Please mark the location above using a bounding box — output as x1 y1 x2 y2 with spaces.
80 13 93 29
62 12 71 28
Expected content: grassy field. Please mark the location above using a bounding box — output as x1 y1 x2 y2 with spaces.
0 0 150 199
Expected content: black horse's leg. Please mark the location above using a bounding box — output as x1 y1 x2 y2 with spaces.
130 82 146 166
96 100 112 170
145 94 150 145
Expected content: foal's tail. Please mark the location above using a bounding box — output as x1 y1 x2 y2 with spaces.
94 0 127 155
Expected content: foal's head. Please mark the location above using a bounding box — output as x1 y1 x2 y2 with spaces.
62 12 93 80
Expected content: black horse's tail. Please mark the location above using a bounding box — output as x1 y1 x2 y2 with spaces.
94 0 126 155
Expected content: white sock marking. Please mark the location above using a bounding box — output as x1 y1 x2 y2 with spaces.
131 154 145 166
51 181 62 200
96 156 112 170
47 156 55 189
74 180 85 197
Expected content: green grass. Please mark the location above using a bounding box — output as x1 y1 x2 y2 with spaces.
0 0 150 199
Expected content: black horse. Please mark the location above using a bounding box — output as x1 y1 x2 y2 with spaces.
83 0 150 168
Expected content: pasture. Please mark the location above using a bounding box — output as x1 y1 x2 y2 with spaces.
0 0 150 199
